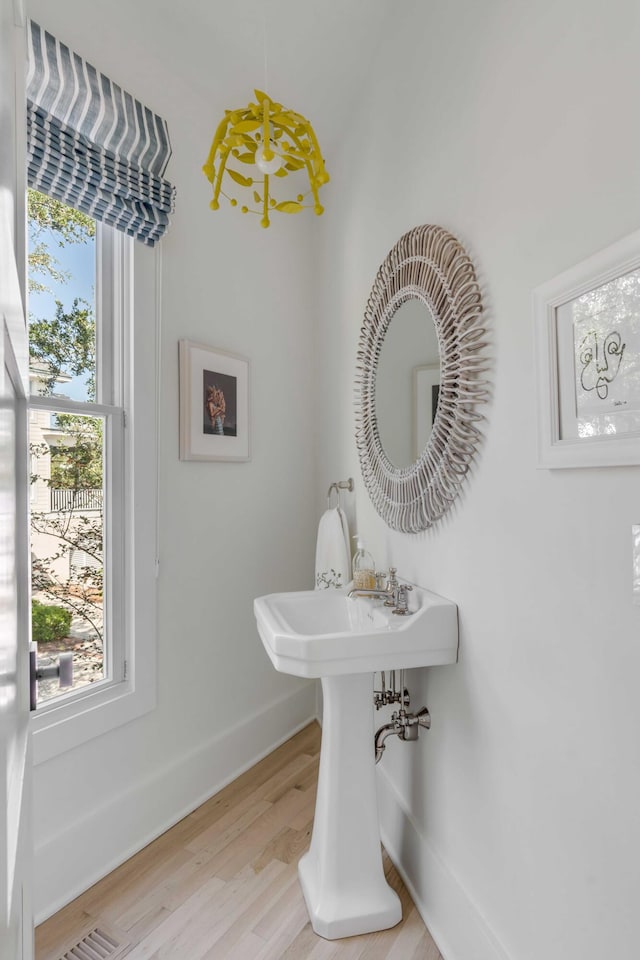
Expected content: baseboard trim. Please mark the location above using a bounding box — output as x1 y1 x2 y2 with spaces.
377 764 511 960
34 681 317 924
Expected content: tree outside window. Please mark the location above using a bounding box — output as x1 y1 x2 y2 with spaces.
28 189 106 703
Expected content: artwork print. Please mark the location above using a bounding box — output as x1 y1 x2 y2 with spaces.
572 267 640 436
179 340 250 461
534 228 640 467
203 369 237 437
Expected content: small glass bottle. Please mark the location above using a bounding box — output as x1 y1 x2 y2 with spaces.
352 536 376 590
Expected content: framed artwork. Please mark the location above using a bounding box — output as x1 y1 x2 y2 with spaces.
534 229 640 468
179 340 250 461
413 364 440 461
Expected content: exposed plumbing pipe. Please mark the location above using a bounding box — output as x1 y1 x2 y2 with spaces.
374 705 431 763
374 721 401 764
373 669 432 762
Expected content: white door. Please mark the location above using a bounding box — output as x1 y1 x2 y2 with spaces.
0 1 33 957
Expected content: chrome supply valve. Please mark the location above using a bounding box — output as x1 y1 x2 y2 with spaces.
399 706 431 740
373 669 388 710
374 677 431 762
373 670 406 710
374 703 432 763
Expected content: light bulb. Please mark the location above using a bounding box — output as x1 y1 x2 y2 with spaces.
255 140 283 174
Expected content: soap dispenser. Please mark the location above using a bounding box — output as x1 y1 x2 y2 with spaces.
352 536 376 590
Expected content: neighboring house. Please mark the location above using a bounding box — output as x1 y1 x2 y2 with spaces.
29 363 103 596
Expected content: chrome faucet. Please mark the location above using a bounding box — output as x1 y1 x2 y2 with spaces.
347 566 398 603
347 586 394 602
347 570 413 616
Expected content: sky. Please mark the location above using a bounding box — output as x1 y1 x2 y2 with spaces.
28 220 96 403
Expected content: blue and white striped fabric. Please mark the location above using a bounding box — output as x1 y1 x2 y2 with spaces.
26 21 176 246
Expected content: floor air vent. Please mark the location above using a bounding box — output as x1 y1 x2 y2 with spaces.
56 927 123 960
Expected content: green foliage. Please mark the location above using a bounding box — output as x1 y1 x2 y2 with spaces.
49 415 103 489
28 189 95 244
29 298 95 397
31 511 104 643
28 243 70 294
28 189 96 396
27 189 95 295
32 599 72 643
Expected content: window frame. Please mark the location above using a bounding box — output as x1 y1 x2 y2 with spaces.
28 222 158 764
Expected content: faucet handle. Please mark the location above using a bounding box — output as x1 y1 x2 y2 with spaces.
384 567 399 605
374 571 387 591
393 583 413 616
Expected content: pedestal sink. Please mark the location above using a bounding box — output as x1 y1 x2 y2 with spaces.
254 584 458 940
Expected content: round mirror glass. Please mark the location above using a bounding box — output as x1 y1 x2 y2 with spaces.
375 298 440 468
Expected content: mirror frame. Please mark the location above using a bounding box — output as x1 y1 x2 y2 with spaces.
355 224 488 533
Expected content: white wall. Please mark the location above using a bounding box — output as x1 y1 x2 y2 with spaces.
315 1 640 959
27 0 318 919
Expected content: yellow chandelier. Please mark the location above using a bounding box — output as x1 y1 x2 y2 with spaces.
202 89 329 228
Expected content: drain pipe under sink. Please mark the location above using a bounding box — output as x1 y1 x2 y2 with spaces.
373 669 431 763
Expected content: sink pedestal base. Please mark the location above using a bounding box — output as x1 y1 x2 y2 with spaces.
298 672 401 940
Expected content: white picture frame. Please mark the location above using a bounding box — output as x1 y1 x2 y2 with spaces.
179 339 250 462
533 229 640 468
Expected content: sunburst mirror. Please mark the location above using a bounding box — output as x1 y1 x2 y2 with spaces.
355 224 489 533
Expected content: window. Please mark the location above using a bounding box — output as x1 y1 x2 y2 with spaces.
28 190 158 763
25 20 173 762
28 193 119 708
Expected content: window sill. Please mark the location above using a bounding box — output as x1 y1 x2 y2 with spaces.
31 665 156 764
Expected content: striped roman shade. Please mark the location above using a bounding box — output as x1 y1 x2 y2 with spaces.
26 21 176 246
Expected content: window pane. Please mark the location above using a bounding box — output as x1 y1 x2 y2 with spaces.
29 410 106 704
27 190 97 404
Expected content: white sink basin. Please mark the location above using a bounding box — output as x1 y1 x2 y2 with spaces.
254 585 458 678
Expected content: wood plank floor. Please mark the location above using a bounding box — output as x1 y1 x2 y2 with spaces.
36 723 442 960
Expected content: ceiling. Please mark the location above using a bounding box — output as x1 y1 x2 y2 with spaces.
147 0 398 153
28 0 402 156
